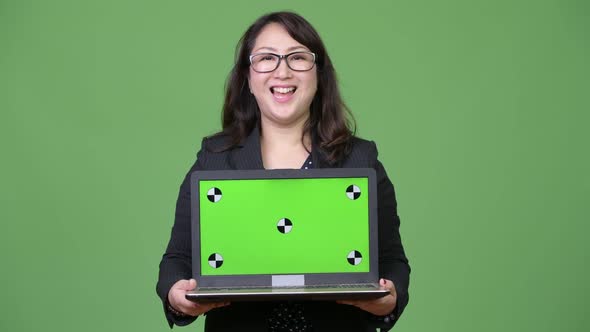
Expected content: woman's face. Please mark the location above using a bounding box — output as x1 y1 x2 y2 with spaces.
248 23 318 128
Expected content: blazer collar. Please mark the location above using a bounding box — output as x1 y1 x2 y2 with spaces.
229 126 264 170
229 127 331 170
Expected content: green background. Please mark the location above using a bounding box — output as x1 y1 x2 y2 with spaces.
0 0 588 331
199 178 369 275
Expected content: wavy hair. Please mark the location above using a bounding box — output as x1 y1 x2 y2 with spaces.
217 11 355 165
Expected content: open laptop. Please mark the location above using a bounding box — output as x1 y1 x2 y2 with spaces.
186 168 389 302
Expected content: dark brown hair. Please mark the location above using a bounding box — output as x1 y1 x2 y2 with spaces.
218 11 355 165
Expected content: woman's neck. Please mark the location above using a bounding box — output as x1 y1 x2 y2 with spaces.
260 116 311 149
260 120 311 169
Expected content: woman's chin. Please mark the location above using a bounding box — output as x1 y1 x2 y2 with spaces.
262 110 309 127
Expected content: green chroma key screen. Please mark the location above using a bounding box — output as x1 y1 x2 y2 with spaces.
199 177 370 276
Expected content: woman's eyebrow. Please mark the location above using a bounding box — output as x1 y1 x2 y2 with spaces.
253 46 309 53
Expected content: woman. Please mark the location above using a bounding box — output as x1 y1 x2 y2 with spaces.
157 11 410 332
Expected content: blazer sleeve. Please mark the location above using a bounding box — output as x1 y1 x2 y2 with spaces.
156 140 209 328
370 141 411 330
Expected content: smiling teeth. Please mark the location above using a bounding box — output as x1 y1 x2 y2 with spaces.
273 87 295 94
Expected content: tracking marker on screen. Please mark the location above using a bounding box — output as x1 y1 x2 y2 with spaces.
347 250 363 266
346 185 361 200
208 253 224 268
277 218 293 234
207 187 222 202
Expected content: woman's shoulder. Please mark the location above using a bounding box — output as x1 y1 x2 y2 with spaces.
201 131 232 152
349 136 378 156
339 136 379 167
192 132 234 170
349 136 376 149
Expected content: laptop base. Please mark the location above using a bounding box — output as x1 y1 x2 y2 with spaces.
186 285 389 302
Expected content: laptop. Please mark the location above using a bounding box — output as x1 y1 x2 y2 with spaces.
186 168 389 302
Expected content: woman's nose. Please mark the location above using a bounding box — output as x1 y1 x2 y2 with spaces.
273 58 292 78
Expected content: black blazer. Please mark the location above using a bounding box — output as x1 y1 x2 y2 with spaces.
157 129 410 331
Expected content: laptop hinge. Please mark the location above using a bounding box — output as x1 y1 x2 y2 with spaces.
272 275 304 287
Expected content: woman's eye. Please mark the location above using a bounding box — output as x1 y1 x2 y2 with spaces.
290 53 310 61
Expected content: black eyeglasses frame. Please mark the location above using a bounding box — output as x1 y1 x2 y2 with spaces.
248 51 317 73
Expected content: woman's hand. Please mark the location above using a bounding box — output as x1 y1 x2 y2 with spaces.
167 279 230 317
337 278 397 316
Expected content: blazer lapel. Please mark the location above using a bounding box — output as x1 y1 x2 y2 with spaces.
229 127 265 170
311 139 334 169
229 127 334 170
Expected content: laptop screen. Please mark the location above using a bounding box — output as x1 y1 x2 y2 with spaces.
190 169 379 286
197 176 370 276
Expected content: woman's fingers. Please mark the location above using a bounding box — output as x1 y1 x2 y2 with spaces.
169 279 230 316
336 299 359 306
336 279 398 316
183 301 230 316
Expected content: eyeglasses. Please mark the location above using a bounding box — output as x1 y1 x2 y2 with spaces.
249 51 316 73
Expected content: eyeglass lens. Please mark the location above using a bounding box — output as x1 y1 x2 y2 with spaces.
250 52 315 72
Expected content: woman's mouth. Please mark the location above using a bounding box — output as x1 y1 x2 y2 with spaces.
270 86 296 103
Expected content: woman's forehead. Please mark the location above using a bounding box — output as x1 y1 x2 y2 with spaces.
252 23 309 53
